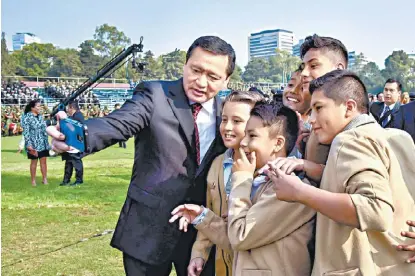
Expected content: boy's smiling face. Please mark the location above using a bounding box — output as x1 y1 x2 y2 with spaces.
240 116 285 170
220 101 252 150
309 89 349 145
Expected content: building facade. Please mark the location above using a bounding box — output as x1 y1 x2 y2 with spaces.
248 29 295 60
12 33 41 51
293 39 304 57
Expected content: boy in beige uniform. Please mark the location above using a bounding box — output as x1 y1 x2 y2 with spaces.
268 70 415 275
228 103 315 276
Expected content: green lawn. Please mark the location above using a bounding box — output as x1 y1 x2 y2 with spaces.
1 136 177 275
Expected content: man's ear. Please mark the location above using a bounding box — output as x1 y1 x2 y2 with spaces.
273 135 286 154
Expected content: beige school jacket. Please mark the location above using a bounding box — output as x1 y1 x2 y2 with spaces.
191 154 233 276
228 171 316 276
312 116 415 276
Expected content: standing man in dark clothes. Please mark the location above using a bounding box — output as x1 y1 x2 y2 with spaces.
48 36 234 276
60 101 85 186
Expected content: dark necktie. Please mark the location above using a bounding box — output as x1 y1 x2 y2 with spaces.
191 103 203 165
381 105 390 127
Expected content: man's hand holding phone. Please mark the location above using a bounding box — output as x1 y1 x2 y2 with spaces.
46 111 74 153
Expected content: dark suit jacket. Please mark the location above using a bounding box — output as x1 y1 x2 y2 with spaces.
370 101 401 128
391 101 415 142
84 79 226 265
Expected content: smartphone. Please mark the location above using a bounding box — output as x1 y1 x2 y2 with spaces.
59 118 88 152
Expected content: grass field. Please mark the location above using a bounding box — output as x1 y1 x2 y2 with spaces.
1 136 177 275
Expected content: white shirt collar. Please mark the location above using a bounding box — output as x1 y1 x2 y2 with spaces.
384 102 396 111
189 97 215 115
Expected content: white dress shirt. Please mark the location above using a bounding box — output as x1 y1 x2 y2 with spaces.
193 98 216 164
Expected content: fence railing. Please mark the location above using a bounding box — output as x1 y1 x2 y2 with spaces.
2 75 285 93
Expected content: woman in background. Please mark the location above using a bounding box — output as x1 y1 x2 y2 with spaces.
21 100 50 186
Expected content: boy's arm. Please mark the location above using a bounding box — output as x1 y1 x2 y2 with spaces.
191 181 215 261
270 136 394 231
194 209 232 253
227 171 315 251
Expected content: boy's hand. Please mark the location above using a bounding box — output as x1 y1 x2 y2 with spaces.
397 220 415 263
232 148 256 174
169 204 204 232
266 162 304 202
295 111 311 155
270 157 305 175
188 257 205 276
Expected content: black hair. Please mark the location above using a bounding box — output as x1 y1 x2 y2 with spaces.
250 102 299 154
309 70 369 114
68 101 80 111
300 34 348 68
186 36 236 78
384 78 402 91
24 99 41 114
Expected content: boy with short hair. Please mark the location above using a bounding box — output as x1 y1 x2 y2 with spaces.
228 102 315 276
269 70 415 275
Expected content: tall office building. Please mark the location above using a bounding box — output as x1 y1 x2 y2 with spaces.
293 39 304 57
12 33 41 51
248 29 295 60
348 51 372 71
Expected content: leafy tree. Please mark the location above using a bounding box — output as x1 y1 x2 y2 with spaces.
230 64 243 82
49 48 83 77
161 49 186 80
242 58 271 82
1 32 16 75
78 40 103 77
357 62 385 94
92 24 131 58
382 50 413 91
12 43 56 76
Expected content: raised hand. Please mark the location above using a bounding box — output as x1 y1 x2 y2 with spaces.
169 204 204 232
232 148 256 174
46 111 73 153
266 162 304 202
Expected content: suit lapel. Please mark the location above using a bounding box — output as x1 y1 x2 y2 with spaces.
165 79 194 148
196 96 224 177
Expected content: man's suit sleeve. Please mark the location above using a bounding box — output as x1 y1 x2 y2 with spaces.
84 82 154 153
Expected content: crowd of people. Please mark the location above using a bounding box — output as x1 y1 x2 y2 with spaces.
2 34 414 275
44 80 100 106
1 79 39 106
43 35 415 276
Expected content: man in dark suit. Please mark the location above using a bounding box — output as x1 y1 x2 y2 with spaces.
391 100 415 142
48 36 234 276
114 103 127 149
60 101 85 186
370 79 402 128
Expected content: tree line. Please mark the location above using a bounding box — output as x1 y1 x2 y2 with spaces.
2 24 415 93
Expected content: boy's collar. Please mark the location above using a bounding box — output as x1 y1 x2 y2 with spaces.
343 114 375 132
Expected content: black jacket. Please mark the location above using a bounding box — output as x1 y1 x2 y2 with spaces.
369 101 401 128
391 101 415 142
84 79 226 265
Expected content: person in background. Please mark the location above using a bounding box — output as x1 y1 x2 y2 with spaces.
22 99 50 186
370 79 402 128
401 92 410 105
377 92 385 102
60 101 85 186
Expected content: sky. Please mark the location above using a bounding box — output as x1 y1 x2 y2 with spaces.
2 0 414 70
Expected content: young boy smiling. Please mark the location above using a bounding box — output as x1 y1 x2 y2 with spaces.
228 102 315 276
170 90 264 276
269 70 415 276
